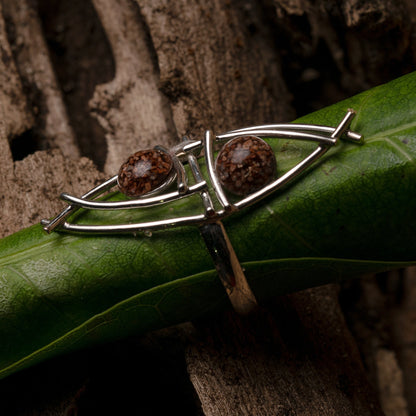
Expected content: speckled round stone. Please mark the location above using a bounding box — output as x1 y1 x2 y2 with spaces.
118 149 173 197
215 136 276 196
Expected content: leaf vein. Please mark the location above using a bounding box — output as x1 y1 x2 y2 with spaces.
367 137 415 164
5 265 69 321
272 213 320 255
366 121 416 142
352 87 379 128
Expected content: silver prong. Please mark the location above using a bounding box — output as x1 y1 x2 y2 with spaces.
204 130 233 211
154 145 188 194
187 153 216 217
344 131 363 143
172 154 188 194
182 140 203 153
42 205 74 233
331 109 357 143
170 138 203 158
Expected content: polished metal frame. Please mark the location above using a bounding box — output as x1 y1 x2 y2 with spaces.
42 109 362 234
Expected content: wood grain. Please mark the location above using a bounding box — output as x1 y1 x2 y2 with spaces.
0 2 32 137
2 0 79 158
90 0 176 175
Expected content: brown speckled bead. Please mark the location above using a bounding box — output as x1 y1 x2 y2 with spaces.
215 136 276 195
118 149 173 197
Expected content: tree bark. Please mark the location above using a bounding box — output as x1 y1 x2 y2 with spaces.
0 0 415 415
187 286 383 415
2 0 79 158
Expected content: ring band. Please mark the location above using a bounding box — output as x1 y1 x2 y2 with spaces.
199 221 257 315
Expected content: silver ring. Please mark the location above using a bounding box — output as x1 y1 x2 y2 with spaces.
41 109 363 314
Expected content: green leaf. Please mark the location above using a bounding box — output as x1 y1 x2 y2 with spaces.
1 72 416 379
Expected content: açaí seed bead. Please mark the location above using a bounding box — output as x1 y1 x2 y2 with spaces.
215 136 276 196
118 149 173 197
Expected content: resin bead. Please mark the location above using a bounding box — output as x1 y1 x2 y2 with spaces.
215 136 276 196
118 149 173 197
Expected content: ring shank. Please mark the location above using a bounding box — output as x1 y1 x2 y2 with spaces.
199 222 258 315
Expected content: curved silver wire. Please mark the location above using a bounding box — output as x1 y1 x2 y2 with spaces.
154 145 188 194
204 130 233 212
235 144 329 209
41 175 118 233
221 122 363 143
217 129 338 146
60 213 208 234
235 108 357 208
187 115 363 150
60 181 207 210
42 109 362 234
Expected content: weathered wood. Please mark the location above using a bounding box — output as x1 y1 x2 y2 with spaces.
0 2 32 137
391 267 416 415
187 286 385 416
0 12 103 238
344 269 416 416
139 0 294 135
274 0 413 85
376 348 408 416
340 275 409 416
272 0 415 114
0 129 104 239
90 0 176 175
1 0 79 158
